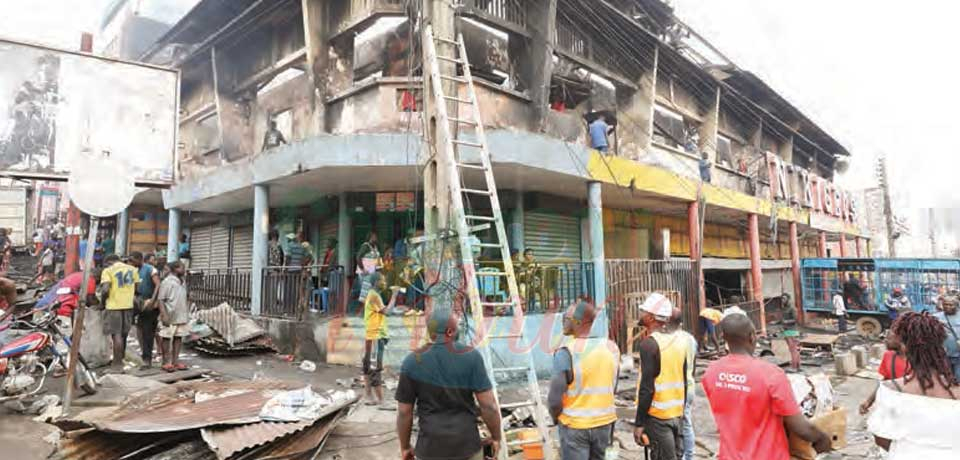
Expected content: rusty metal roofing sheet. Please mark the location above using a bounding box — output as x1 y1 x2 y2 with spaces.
97 387 276 433
200 393 359 459
236 408 350 460
59 380 299 434
57 430 198 460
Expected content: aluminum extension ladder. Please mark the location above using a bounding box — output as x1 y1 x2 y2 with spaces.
423 25 555 460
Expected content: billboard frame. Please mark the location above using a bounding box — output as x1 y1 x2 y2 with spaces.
0 35 180 188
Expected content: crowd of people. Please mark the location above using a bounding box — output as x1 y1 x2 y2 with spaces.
31 240 193 374
387 287 960 460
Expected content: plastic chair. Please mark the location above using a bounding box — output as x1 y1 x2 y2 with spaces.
309 289 324 313
477 267 506 302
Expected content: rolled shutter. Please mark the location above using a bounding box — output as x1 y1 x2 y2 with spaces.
524 212 581 262
210 226 230 269
190 225 213 269
231 226 253 268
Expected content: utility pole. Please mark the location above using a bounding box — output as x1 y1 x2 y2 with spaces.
929 208 937 257
876 156 896 257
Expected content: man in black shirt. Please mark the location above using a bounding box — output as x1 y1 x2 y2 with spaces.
395 308 502 460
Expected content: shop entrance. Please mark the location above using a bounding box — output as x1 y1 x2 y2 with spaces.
704 269 745 305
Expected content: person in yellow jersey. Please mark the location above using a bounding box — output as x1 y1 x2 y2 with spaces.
548 300 620 460
362 272 398 407
633 293 692 460
98 254 141 373
698 303 723 352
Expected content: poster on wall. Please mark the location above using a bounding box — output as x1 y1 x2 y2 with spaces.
0 38 178 185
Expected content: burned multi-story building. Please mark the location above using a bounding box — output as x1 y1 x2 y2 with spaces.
121 0 868 350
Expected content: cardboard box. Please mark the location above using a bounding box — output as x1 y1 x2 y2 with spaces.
789 407 847 460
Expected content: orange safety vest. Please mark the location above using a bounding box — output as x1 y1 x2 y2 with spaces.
558 337 620 429
636 331 689 420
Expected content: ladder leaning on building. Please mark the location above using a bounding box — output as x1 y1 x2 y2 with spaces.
422 25 555 460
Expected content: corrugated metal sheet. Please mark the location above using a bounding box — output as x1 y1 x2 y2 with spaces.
57 430 200 460
195 302 265 345
235 409 348 460
97 389 276 433
201 420 312 459
190 225 214 270
230 226 253 268
524 212 581 262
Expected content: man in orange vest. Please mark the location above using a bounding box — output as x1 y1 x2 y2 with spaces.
548 300 620 459
634 293 692 460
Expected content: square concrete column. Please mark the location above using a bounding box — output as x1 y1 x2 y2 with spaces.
337 193 352 270
839 233 848 258
251 185 269 316
509 191 524 253
115 208 129 256
587 182 606 309
818 231 828 258
166 208 181 263
747 213 766 335
687 202 706 313
789 222 803 325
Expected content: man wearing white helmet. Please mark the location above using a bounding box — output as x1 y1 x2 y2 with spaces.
633 293 693 460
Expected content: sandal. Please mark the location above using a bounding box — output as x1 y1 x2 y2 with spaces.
174 363 188 371
161 364 175 373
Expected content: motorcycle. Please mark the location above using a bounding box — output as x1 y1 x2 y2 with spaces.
0 303 97 401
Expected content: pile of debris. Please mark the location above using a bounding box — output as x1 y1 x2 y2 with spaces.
51 379 358 460
192 303 276 356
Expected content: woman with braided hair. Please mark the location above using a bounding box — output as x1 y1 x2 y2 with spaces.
868 312 960 457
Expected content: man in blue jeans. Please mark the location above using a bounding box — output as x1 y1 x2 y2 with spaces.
668 308 698 460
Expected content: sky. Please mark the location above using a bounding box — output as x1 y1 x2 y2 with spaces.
671 0 960 211
1 0 956 249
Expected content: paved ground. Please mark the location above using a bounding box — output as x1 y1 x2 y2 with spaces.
0 330 890 459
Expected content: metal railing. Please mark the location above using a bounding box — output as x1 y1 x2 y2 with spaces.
462 0 527 30
605 259 700 351
261 265 344 319
473 261 594 314
186 267 253 313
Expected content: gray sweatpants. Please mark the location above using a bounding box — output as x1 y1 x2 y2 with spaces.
644 417 684 460
558 423 614 460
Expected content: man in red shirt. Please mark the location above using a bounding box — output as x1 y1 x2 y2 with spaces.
702 313 830 459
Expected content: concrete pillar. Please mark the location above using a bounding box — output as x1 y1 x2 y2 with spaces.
855 237 863 257
526 0 557 131
618 46 658 160
789 222 803 325
687 202 706 313
115 208 129 256
509 192 524 253
818 231 828 258
251 185 269 316
747 213 766 335
587 182 606 309
839 233 848 258
698 87 721 164
337 193 352 270
167 208 181 263
866 239 872 257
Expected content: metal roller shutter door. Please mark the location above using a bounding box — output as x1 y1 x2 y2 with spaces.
210 226 230 269
231 226 253 268
190 226 213 269
524 212 581 262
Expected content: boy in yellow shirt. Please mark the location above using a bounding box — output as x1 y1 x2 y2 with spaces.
363 272 398 406
99 254 141 372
